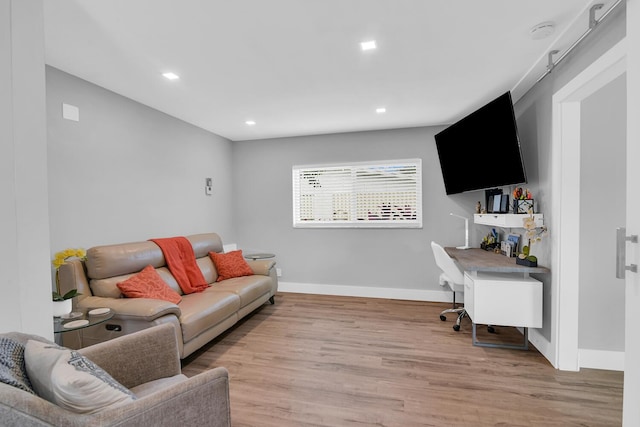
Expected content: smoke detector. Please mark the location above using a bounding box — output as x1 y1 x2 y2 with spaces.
530 22 555 40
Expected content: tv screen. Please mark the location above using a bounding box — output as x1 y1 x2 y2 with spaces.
434 91 526 195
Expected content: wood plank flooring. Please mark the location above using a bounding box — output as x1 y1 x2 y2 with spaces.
181 293 623 427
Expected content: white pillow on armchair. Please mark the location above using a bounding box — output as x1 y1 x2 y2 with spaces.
24 340 136 414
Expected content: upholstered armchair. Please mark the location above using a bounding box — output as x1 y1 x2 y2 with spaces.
0 323 230 426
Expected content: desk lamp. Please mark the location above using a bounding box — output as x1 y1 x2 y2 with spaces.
450 213 470 249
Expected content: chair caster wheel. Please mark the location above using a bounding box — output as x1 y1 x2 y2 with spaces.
440 315 447 321
453 324 460 331
487 326 496 334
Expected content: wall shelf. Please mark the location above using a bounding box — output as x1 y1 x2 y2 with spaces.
474 213 543 229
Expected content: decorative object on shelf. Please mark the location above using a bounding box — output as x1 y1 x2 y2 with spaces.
51 248 86 316
481 228 499 251
475 201 481 214
517 210 548 267
512 187 534 213
501 233 521 257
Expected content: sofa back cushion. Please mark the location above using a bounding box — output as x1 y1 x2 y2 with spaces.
91 267 182 298
86 233 224 298
87 241 164 280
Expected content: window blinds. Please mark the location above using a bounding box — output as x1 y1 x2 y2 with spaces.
292 159 422 228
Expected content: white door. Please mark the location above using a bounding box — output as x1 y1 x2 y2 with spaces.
553 40 626 372
623 2 640 425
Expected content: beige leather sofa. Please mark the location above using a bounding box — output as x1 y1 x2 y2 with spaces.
58 233 277 358
0 324 231 426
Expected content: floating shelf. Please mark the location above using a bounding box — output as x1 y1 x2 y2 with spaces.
474 213 543 228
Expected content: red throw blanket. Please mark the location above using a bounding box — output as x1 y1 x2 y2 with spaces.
150 237 208 294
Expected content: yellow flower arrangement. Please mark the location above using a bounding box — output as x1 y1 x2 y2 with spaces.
52 248 87 269
52 248 87 297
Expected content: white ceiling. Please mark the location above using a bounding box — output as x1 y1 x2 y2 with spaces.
43 0 617 141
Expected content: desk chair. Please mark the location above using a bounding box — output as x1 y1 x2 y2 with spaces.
431 241 467 331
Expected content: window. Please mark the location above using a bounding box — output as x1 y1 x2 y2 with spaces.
292 159 422 228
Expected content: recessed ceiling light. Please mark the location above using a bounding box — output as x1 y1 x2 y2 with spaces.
530 22 555 40
162 72 180 80
360 40 377 51
245 120 256 126
376 107 386 114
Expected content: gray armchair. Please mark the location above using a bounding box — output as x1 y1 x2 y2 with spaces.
0 323 230 427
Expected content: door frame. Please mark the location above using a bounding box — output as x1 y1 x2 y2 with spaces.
550 38 626 371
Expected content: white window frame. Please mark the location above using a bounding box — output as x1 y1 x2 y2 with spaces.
292 159 422 228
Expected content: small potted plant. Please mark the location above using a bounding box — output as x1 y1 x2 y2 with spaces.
52 289 81 317
51 248 86 317
516 210 548 267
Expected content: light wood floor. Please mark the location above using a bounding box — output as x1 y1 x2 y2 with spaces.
181 293 623 427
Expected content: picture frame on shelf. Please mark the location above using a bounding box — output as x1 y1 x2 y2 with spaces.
492 196 502 213
513 199 534 214
500 195 510 213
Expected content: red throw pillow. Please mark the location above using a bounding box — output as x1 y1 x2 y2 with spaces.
209 250 254 282
116 265 182 304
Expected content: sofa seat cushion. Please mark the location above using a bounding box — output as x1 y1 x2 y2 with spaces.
178 291 240 343
212 275 272 307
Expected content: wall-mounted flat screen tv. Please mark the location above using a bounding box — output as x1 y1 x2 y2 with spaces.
434 91 527 195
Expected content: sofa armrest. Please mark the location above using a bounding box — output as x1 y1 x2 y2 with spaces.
102 367 230 427
78 296 181 322
247 259 276 276
0 363 230 427
80 324 181 389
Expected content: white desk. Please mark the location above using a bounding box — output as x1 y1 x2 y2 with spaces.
445 248 549 350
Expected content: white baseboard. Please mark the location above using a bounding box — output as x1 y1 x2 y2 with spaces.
579 348 624 371
277 281 462 303
528 328 555 366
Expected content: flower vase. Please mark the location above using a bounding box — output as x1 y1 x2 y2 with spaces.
516 257 538 267
52 299 72 317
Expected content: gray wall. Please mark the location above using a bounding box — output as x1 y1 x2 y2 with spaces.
0 0 52 338
232 126 503 294
579 74 626 351
46 67 237 255
513 4 626 342
232 3 626 341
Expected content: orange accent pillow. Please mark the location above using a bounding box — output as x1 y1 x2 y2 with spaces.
116 265 182 304
209 250 254 282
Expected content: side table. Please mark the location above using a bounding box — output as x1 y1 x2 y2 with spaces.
243 252 275 261
53 308 114 347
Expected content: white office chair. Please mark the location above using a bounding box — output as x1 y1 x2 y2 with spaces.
431 241 467 331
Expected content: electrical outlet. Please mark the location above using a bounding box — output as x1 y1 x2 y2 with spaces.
276 268 282 277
